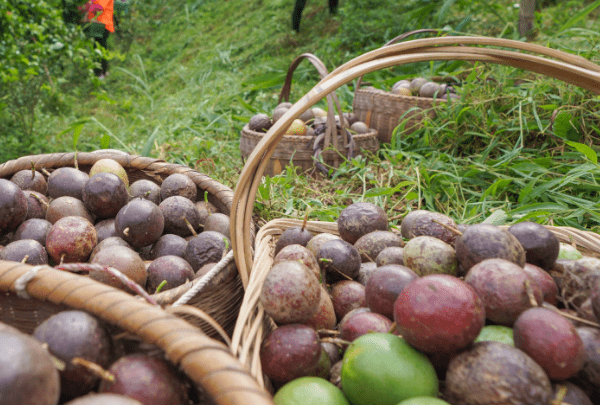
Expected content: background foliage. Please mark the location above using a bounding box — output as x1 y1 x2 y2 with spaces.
0 0 599 231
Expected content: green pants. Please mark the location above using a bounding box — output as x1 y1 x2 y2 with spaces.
292 0 339 32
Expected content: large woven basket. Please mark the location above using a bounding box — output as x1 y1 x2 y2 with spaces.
230 36 600 391
0 151 245 339
240 53 379 177
352 29 444 144
0 259 274 405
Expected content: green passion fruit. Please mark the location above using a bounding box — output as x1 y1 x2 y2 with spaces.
396 398 451 405
474 325 514 346
273 376 350 405
341 333 438 405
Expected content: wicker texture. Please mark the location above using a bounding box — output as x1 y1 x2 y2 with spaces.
240 53 379 177
0 260 274 405
230 36 600 389
353 87 435 143
0 151 244 339
352 30 445 144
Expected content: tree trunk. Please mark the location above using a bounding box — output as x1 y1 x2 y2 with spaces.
519 0 536 38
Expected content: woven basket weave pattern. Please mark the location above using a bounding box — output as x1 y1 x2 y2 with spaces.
353 87 436 144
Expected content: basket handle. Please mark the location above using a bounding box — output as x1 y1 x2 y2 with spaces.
0 261 275 405
277 53 349 168
353 28 446 93
232 36 600 287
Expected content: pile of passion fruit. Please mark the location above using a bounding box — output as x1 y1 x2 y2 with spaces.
258 202 600 405
0 156 233 404
247 101 374 138
0 157 232 293
381 77 459 101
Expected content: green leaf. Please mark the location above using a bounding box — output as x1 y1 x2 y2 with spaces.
100 134 111 149
558 0 600 32
405 191 419 200
507 202 568 216
482 209 508 225
481 179 513 200
71 123 85 149
141 126 160 157
553 111 581 141
363 181 415 197
437 0 458 25
565 141 598 165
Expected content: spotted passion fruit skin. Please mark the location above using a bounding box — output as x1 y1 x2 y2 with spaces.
444 341 553 405
455 223 526 273
394 274 485 354
260 260 321 325
337 202 389 245
401 210 458 246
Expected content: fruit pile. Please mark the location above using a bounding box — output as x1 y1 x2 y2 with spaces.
0 156 238 404
0 157 232 295
248 102 374 138
380 77 459 101
257 202 600 405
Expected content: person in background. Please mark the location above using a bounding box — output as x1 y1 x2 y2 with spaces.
292 0 338 32
81 0 115 78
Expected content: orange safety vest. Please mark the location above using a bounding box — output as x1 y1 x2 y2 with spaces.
88 0 114 32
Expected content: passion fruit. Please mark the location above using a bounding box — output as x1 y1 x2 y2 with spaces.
341 333 438 405
444 341 553 405
394 274 485 353
337 202 388 245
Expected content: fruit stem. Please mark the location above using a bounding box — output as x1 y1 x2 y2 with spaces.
551 384 567 405
30 162 36 179
320 337 351 348
317 261 353 281
301 211 308 231
432 218 462 236
524 279 539 307
20 255 29 264
72 357 115 382
31 192 49 208
73 151 79 170
41 167 52 177
184 217 197 237
544 303 600 328
155 280 168 294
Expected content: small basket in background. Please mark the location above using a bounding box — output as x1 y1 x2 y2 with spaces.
352 29 454 144
240 53 379 177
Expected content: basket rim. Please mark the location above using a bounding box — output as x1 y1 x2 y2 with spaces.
355 86 438 104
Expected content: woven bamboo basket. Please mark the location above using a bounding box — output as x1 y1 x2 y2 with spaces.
240 53 379 177
0 259 274 405
352 29 446 144
230 36 600 391
0 151 246 339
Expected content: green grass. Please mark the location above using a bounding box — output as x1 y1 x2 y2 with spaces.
3 0 600 231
